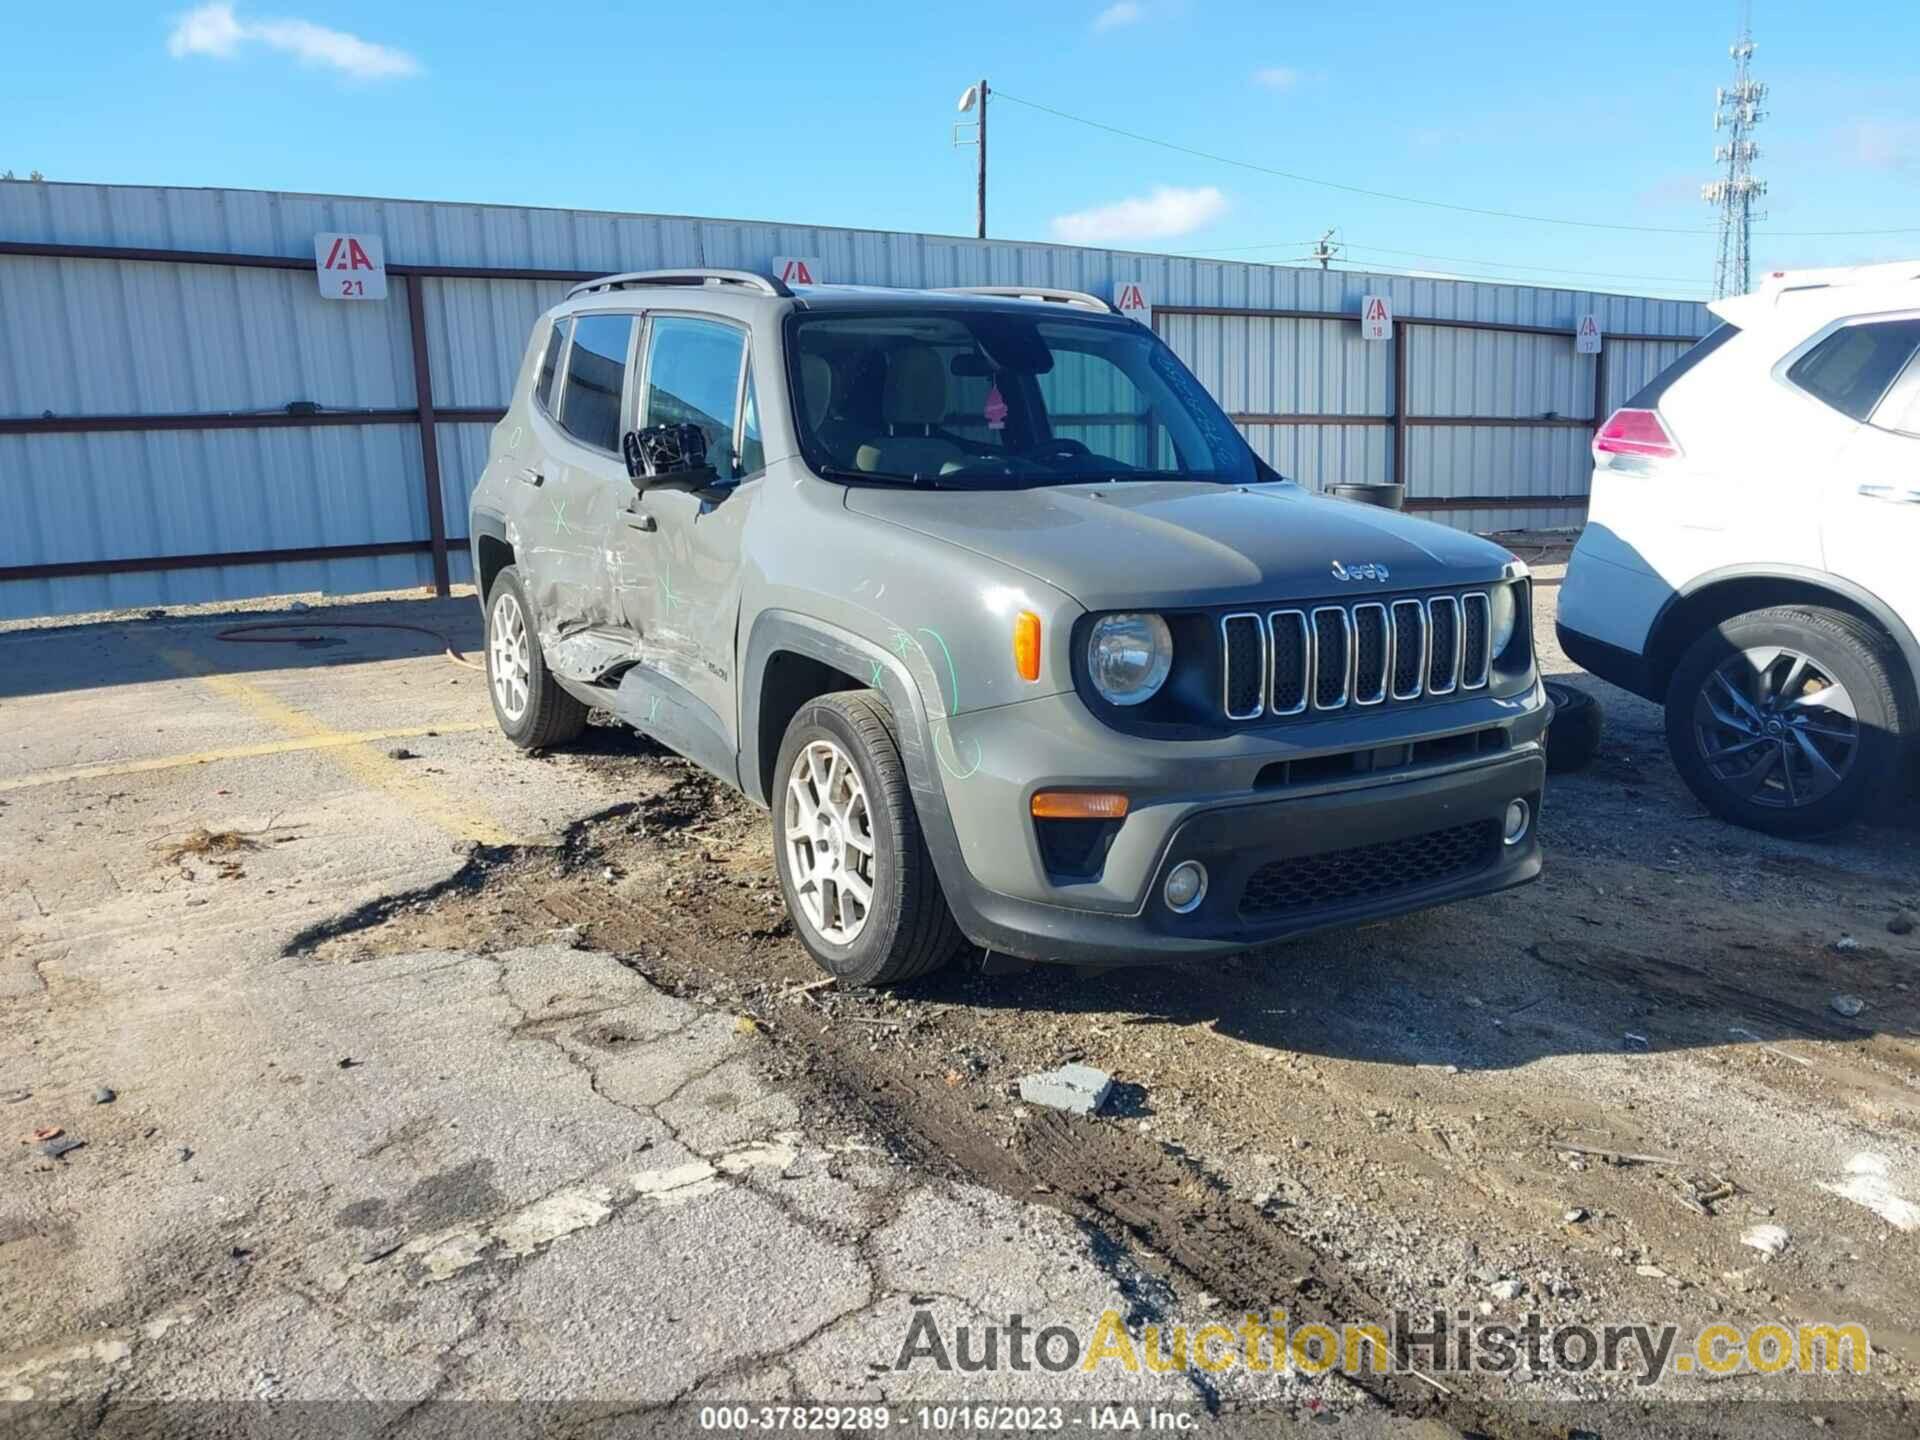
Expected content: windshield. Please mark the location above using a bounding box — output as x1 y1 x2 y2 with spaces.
785 309 1258 488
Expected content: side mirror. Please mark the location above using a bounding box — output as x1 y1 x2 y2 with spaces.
622 423 719 490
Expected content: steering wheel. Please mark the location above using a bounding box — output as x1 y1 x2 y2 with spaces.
1019 437 1094 464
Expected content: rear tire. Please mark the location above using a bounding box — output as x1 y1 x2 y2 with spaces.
1664 606 1906 837
1543 679 1604 773
484 565 589 751
772 690 966 987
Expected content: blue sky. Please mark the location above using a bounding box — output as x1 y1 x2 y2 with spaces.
11 1 1920 299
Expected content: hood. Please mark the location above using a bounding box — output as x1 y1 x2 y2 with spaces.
844 481 1516 612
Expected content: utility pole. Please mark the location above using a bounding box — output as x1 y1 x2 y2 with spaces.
955 80 989 239
1306 228 1342 270
1703 3 1767 298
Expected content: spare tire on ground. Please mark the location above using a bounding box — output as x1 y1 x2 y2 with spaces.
1544 679 1604 773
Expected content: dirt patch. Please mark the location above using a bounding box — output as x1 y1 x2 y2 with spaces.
278 581 1920 1421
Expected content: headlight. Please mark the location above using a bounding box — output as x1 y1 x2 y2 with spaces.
1087 613 1173 706
1489 583 1519 658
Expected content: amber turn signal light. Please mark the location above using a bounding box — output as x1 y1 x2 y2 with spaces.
1013 611 1042 682
1030 791 1129 820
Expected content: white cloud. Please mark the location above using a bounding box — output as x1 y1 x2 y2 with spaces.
167 4 418 80
1252 66 1300 91
1093 2 1145 33
1050 185 1228 245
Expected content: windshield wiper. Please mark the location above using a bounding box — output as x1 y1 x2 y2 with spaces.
813 464 943 490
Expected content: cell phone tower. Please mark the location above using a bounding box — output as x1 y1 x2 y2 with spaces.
1703 3 1768 297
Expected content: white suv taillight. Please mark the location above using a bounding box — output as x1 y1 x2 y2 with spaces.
1593 407 1681 461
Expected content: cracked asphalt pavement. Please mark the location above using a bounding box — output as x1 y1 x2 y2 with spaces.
0 595 1306 1426
6 573 1920 1438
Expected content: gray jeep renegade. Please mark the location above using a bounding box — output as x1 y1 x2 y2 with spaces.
469 270 1547 986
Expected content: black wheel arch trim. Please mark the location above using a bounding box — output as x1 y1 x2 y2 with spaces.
740 610 994 941
1650 566 1920 696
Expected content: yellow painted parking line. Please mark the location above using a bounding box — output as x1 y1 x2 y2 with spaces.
147 645 516 845
0 723 491 794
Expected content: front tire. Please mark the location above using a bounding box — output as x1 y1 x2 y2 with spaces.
1664 606 1907 837
772 690 965 986
484 565 588 750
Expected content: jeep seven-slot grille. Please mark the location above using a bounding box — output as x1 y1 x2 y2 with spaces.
1221 590 1495 723
1239 819 1501 918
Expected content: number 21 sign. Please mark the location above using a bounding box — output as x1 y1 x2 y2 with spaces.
314 232 388 301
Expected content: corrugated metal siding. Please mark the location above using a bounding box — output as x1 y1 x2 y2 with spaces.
0 181 1712 620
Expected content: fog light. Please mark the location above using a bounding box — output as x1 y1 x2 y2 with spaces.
1164 860 1208 913
1503 799 1531 846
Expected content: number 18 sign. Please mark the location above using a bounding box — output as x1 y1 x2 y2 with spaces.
314 232 388 301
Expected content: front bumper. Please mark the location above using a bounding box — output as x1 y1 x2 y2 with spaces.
933 744 1545 966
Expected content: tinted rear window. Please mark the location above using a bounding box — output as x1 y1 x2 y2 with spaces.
535 317 569 413
1625 321 1740 410
1787 319 1920 422
558 313 635 452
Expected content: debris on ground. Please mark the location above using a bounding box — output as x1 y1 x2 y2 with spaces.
92 1086 116 1105
733 1015 764 1038
1489 1279 1525 1300
336 1057 362 1069
1564 1207 1588 1223
157 828 263 863
24 1125 63 1144
1830 994 1867 1018
1016 1063 1114 1116
39 1136 84 1159
1742 1223 1791 1256
176 1146 193 1163
386 747 417 761
3 1089 29 1104
1833 935 1861 952
1555 1142 1681 1166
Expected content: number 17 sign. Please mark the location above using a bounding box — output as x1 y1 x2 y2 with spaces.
314 232 388 301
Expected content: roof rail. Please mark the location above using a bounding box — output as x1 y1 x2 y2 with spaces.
566 268 793 300
934 285 1119 314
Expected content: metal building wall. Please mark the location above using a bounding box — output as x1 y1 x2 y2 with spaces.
0 182 1711 620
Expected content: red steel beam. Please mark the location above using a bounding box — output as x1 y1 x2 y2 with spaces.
405 276 451 597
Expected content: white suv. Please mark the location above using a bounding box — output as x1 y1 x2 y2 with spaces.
1559 262 1920 836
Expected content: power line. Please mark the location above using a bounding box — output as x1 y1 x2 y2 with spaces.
993 87 1920 240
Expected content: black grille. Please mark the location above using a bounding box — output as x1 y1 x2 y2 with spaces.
1215 588 1500 721
1391 600 1425 698
1223 614 1264 718
1428 599 1459 693
1270 612 1308 714
1312 610 1348 708
1353 605 1388 704
1238 820 1500 918
1461 592 1490 687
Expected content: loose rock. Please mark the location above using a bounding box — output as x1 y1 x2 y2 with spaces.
386 747 416 761
1890 912 1916 937
93 1086 116 1105
1830 994 1867 1018
1017 1063 1114 1117
1741 1223 1791 1256
1489 1279 1525 1301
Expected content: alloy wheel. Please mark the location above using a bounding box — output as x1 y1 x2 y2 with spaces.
489 589 532 723
1692 645 1859 810
784 739 877 944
